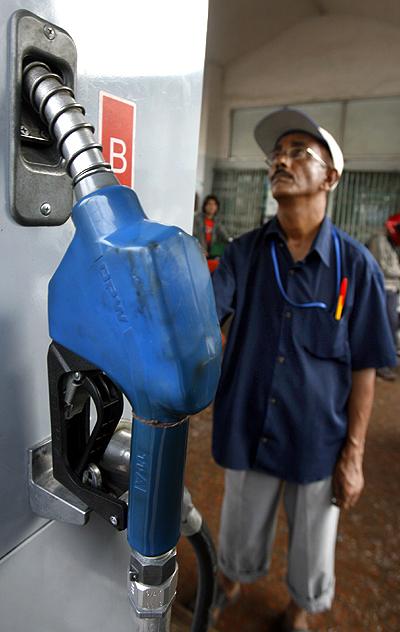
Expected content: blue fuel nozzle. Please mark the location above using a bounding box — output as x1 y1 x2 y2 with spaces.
24 61 222 560
49 184 221 423
48 184 222 555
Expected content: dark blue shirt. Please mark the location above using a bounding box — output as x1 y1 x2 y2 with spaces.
212 216 396 483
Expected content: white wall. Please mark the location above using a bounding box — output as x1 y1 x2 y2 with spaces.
200 14 400 178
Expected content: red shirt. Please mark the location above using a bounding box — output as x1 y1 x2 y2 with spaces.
204 217 214 245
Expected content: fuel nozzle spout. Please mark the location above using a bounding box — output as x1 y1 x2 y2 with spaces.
22 61 117 198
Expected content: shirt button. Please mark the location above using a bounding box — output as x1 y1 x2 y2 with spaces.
277 355 285 364
289 269 295 275
260 436 269 444
270 397 277 404
285 311 292 319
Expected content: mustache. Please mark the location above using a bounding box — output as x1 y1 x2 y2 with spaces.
271 167 293 181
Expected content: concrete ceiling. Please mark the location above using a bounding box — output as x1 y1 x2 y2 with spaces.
206 0 400 66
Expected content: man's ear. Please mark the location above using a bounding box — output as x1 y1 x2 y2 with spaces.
322 168 339 191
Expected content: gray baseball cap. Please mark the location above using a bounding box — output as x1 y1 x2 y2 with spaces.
254 108 344 185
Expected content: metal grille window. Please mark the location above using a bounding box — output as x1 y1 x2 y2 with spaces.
211 169 400 245
332 171 400 244
211 169 267 238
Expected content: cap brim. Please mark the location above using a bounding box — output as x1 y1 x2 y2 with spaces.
254 109 324 154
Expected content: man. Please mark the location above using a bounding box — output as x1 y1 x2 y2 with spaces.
368 214 400 380
211 108 396 632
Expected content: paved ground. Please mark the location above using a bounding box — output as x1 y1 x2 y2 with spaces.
176 368 400 631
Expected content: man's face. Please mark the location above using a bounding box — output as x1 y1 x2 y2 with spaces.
268 132 334 200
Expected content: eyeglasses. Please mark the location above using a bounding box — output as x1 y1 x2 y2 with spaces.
264 146 329 169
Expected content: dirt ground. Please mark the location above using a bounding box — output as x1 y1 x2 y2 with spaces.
176 368 400 631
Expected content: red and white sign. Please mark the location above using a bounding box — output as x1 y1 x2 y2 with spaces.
99 91 136 188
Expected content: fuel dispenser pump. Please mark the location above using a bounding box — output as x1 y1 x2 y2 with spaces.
18 19 221 632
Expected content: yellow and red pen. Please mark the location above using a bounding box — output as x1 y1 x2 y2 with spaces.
335 277 348 321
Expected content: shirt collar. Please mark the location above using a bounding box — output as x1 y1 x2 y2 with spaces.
264 215 332 267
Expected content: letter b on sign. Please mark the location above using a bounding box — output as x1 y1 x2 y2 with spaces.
110 137 127 174
99 92 136 188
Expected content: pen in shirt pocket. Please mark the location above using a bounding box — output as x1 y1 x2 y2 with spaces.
335 277 348 321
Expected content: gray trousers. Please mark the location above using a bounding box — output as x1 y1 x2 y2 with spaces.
218 469 340 613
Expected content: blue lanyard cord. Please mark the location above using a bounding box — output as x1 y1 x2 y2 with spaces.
332 227 341 298
270 230 342 310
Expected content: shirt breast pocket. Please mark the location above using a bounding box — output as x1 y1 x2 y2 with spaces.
297 310 350 363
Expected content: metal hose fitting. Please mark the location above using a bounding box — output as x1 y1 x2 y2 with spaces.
22 61 118 199
128 548 178 631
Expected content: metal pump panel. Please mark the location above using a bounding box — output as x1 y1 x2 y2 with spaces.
0 2 210 630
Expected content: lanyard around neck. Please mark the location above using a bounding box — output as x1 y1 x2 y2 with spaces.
270 228 341 310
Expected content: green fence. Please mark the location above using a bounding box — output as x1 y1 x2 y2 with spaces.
211 168 267 238
332 171 400 244
212 168 400 244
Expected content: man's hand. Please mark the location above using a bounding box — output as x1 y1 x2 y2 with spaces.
332 446 364 510
332 368 376 510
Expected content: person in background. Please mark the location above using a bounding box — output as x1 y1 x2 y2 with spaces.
193 195 230 269
367 214 400 380
211 108 396 632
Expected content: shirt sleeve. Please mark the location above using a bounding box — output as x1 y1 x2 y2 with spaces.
369 234 400 281
214 220 230 243
348 261 397 370
192 213 206 250
380 239 400 280
211 243 237 325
